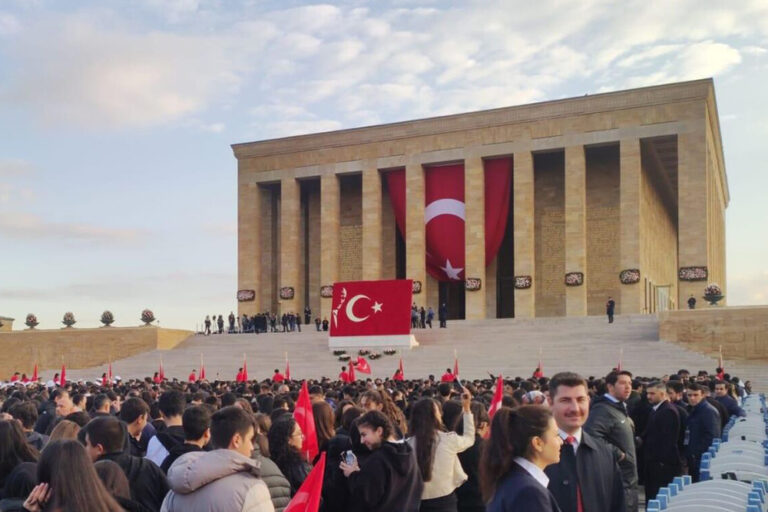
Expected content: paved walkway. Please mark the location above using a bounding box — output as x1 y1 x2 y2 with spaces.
63 314 768 389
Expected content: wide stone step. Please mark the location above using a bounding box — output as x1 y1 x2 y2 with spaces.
61 314 767 391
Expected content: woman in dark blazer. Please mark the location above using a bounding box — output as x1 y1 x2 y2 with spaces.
480 405 563 512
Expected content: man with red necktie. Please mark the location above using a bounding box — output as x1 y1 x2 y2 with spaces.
545 372 626 512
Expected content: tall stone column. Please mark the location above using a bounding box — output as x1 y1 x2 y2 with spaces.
677 128 708 309
619 138 643 314
280 178 300 315
320 173 340 320
405 161 427 306
362 163 383 281
565 145 587 316
238 181 261 315
513 151 535 318
464 154 486 319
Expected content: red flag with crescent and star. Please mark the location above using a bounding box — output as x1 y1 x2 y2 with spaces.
329 279 412 337
385 158 512 282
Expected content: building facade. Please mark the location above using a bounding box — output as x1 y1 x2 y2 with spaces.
233 79 728 321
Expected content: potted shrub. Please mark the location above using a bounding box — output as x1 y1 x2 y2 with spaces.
62 312 76 328
101 310 115 327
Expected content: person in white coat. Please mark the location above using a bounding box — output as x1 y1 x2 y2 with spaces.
408 386 475 512
161 406 274 512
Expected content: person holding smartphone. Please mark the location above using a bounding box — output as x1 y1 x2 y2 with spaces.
339 410 423 512
407 383 475 512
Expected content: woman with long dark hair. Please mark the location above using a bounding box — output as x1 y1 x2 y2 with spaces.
312 401 336 460
479 406 562 512
23 440 123 512
360 389 408 437
267 415 311 496
0 420 39 490
408 388 475 512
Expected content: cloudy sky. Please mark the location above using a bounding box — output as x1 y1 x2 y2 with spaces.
1 0 767 330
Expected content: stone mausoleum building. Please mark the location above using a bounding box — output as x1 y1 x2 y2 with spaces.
233 79 727 321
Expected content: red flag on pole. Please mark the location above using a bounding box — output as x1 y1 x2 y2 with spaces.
285 355 291 381
293 381 319 462
717 345 725 380
348 361 356 382
108 362 113 381
616 348 623 372
356 356 371 374
159 358 165 381
200 353 206 381
393 357 404 380
284 452 326 512
488 375 504 420
453 352 459 378
31 364 38 382
60 365 66 387
242 354 248 381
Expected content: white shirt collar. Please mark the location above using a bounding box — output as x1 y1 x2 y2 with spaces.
652 399 668 411
603 392 621 404
558 428 582 452
513 456 550 489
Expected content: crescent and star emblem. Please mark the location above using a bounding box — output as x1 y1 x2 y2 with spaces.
425 198 466 280
345 294 384 323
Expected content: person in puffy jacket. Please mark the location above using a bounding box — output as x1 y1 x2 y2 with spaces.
161 406 274 512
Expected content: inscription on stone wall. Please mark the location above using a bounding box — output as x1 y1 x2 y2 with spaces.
339 224 363 282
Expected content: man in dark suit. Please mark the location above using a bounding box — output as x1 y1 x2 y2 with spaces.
685 383 721 482
641 382 683 502
584 371 638 512
714 381 745 418
546 372 626 512
701 384 728 429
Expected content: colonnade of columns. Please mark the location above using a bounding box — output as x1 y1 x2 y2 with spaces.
238 129 714 321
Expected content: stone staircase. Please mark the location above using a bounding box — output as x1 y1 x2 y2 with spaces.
64 314 767 389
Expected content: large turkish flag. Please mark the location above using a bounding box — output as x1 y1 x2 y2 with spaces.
385 157 512 282
330 279 412 337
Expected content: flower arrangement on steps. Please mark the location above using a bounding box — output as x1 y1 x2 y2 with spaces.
141 309 156 326
62 312 76 328
703 283 724 306
25 313 39 329
100 310 115 327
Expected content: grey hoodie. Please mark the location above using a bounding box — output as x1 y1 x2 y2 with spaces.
160 449 274 512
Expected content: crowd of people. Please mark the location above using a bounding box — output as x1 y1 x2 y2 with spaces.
0 365 752 512
203 309 332 336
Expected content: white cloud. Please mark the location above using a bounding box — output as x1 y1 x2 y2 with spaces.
728 271 768 305
0 11 20 35
0 212 148 245
1 13 266 128
0 158 33 176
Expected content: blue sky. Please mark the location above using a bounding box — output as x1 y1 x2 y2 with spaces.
1 1 767 330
